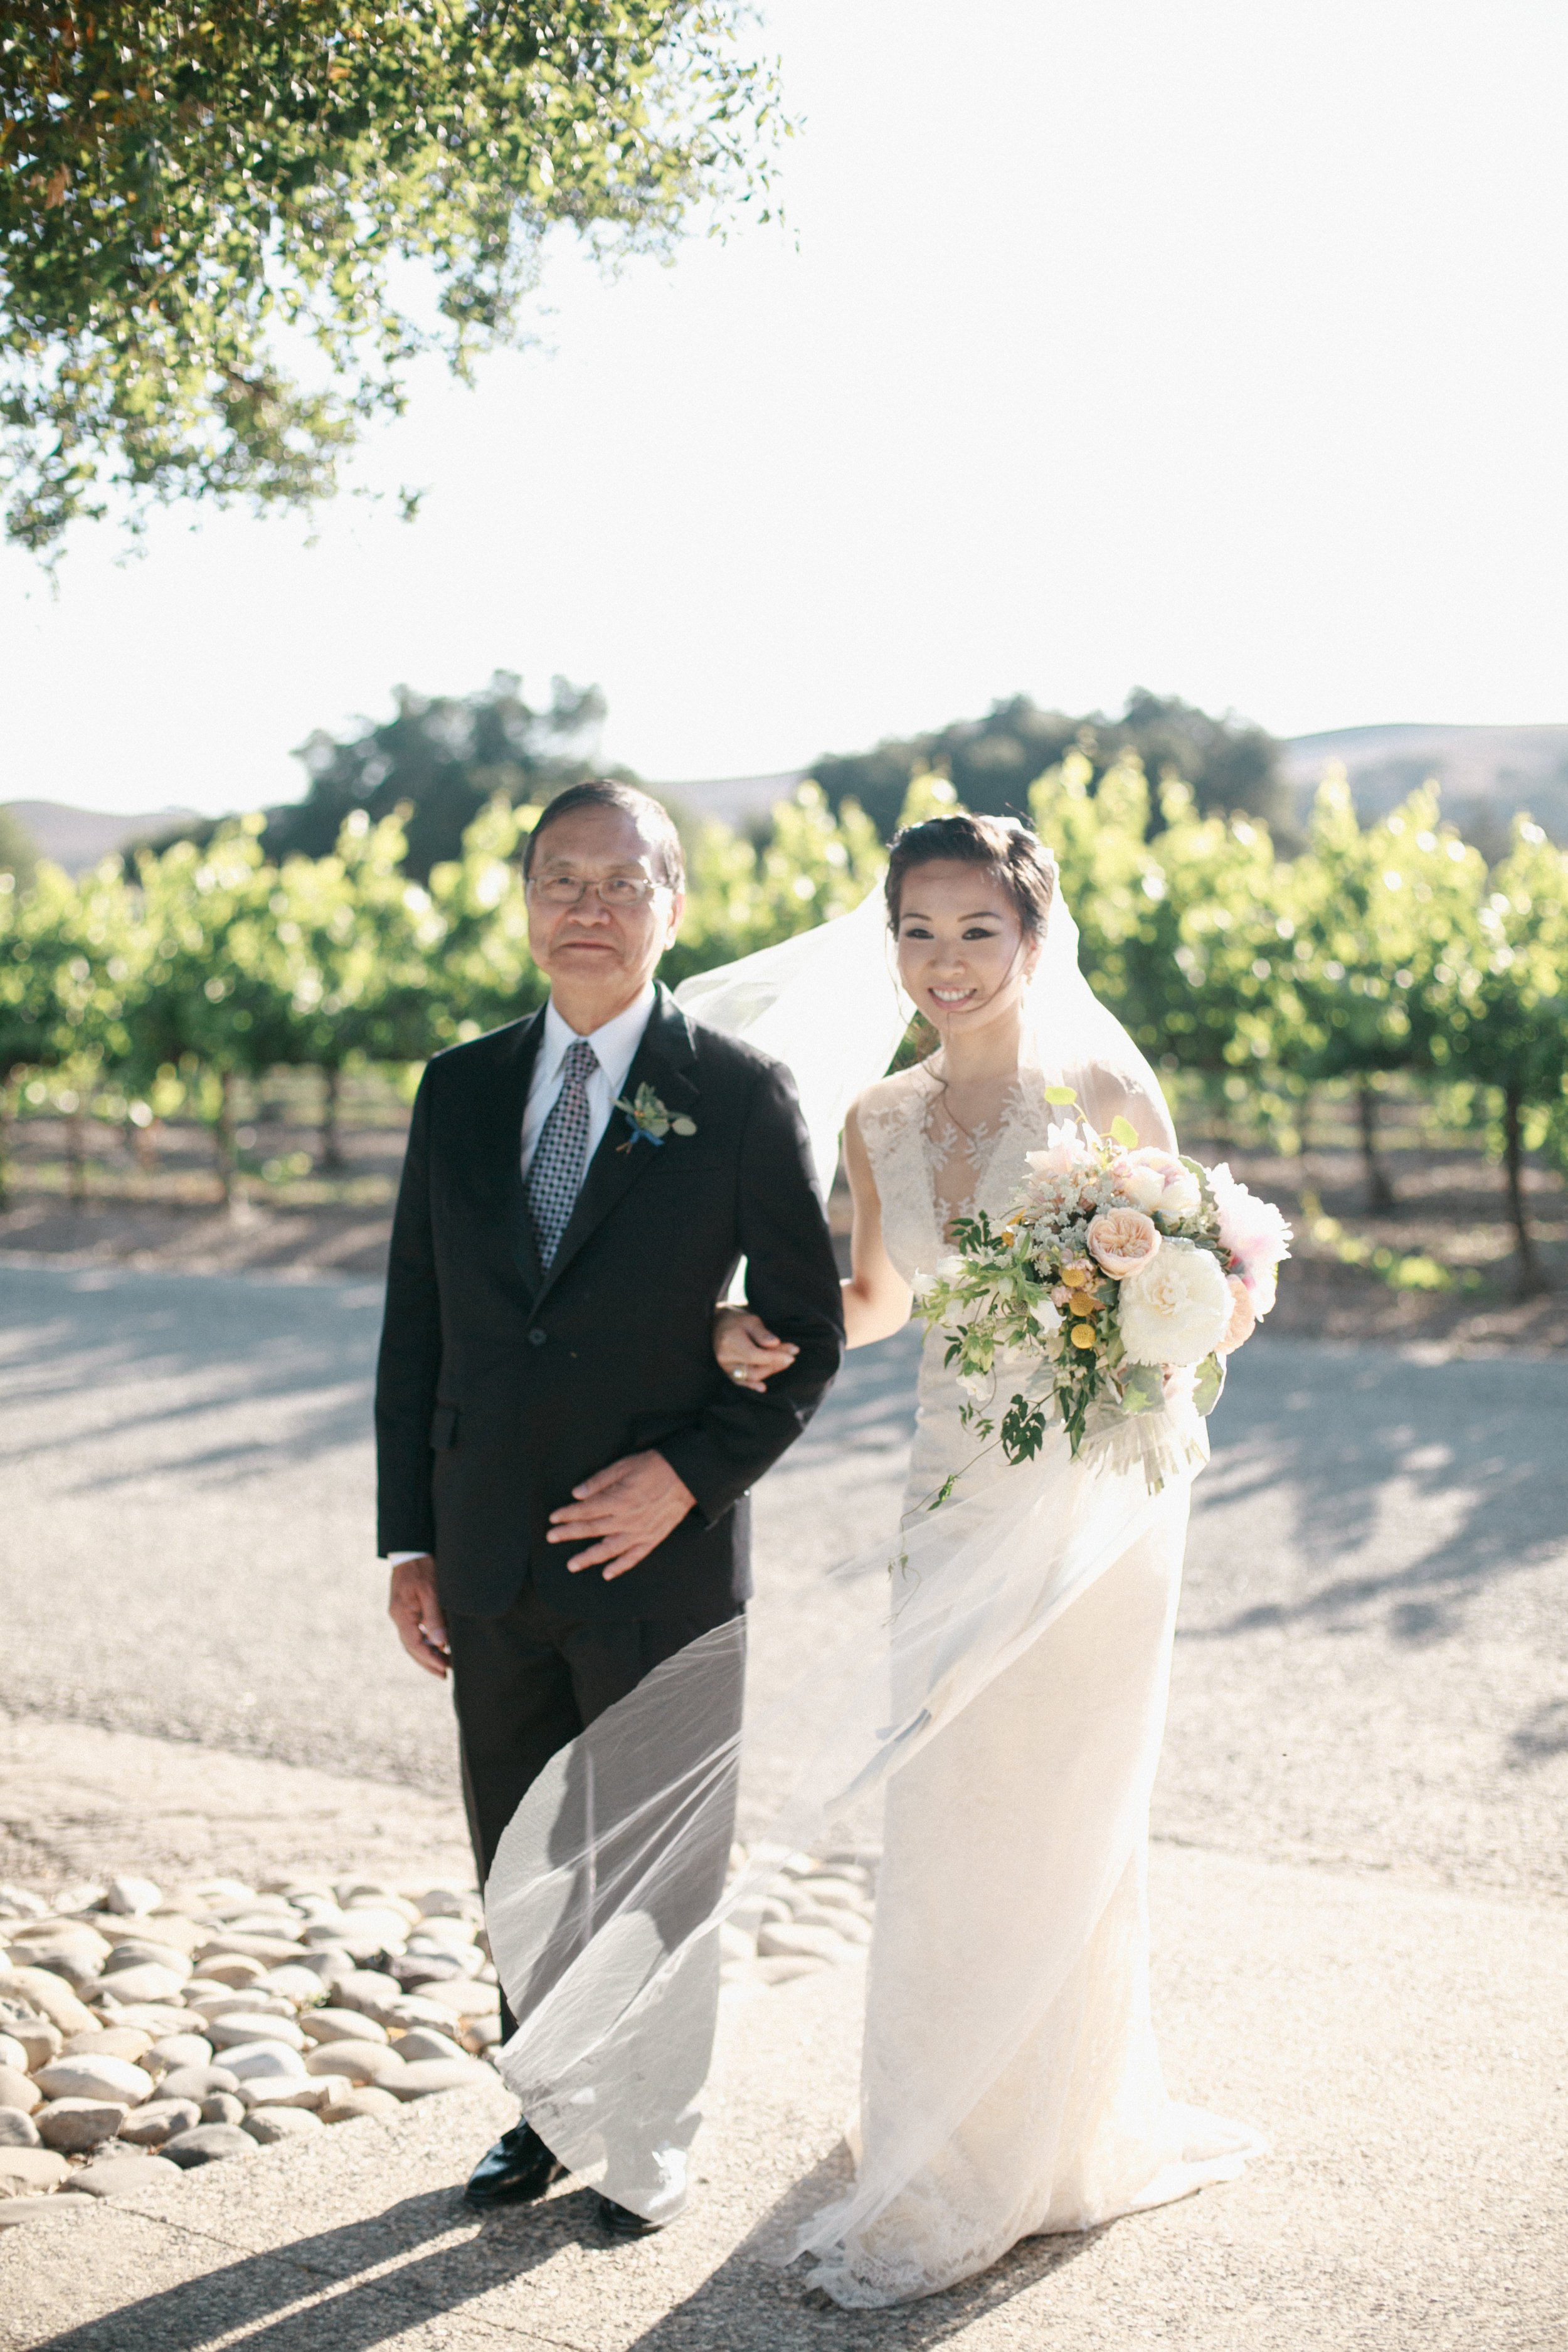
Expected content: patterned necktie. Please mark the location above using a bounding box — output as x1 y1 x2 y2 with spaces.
526 1037 598 1268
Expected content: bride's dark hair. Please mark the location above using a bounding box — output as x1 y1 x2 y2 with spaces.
884 812 1056 937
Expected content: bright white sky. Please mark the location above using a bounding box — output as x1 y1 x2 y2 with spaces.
3 0 1567 818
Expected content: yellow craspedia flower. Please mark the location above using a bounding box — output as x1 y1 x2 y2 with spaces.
1071 1322 1098 1348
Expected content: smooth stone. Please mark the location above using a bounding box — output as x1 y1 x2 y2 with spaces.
790 1877 871 1913
387 1953 463 1989
139 1914 204 1956
66 2153 185 2196
193 1955 267 1988
189 1990 294 2021
331 1967 403 2013
384 1994 466 2035
406 1977 500 2019
194 1933 304 1967
304 2041 405 2087
0 2146 70 2190
407 1911 479 1947
0 1969 98 2035
0 2035 26 2074
36 2098 129 2151
465 2015 503 2052
208 2011 305 2052
411 1887 482 1921
34 2055 154 2105
753 1953 827 1984
106 1941 193 1979
64 2026 152 2062
221 2042 307 2083
0 1888 51 1919
91 1963 189 2006
756 1922 847 1961
388 2058 490 2100
0 2013 61 2069
0 2110 41 2147
110 2003 206 2039
117 2097 203 2146
239 2076 343 2113
243 2107 324 2144
390 2028 469 2066
5 1942 106 1991
162 2124 257 2168
289 1951 354 1991
159 2063 239 2103
148 2034 213 2071
200 2094 246 2126
0 2065 41 2113
319 2087 400 2122
299 2008 387 2048
253 1964 326 2005
105 1878 164 1917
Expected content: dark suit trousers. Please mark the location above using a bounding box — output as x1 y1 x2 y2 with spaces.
448 1584 744 2041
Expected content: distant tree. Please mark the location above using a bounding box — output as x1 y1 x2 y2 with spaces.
1290 776 1485 1212
1 3 784 554
274 671 617 879
145 670 618 882
1442 819 1568 1294
810 690 1290 842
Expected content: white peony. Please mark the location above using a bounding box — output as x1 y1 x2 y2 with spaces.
1120 1163 1166 1214
1116 1239 1232 1367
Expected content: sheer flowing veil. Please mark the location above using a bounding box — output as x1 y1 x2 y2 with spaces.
484 867 1248 2261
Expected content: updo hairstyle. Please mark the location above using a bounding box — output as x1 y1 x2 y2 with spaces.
884 811 1056 940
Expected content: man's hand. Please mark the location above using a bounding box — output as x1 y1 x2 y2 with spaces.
388 1555 450 1678
548 1450 697 1581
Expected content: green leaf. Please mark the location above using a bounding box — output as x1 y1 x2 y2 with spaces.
1043 1084 1078 1105
1192 1353 1226 1415
1110 1114 1139 1147
1120 1362 1163 1414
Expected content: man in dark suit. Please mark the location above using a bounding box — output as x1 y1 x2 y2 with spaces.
375 780 844 2227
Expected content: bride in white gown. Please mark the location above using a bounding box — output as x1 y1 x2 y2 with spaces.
485 812 1264 2309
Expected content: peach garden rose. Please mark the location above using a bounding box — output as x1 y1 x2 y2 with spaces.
1086 1207 1160 1281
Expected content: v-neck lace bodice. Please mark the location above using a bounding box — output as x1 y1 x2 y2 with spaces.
856 1056 1062 1510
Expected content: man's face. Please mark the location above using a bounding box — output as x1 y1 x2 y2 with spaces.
525 805 684 1004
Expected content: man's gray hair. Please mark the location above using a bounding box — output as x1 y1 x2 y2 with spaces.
524 780 686 891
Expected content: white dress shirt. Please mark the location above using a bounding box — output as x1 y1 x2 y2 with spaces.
386 985 657 1568
520 983 657 1178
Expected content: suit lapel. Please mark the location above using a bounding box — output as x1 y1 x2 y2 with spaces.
487 1009 546 1295
532 987 700 1310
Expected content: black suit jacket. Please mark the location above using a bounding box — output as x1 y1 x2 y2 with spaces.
374 986 845 1621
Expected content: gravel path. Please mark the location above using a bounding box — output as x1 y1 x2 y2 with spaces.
4 1260 1565 1907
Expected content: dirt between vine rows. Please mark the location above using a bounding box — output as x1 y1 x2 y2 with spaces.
2 1116 1565 1353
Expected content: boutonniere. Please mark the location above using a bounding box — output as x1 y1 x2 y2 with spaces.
615 1083 697 1152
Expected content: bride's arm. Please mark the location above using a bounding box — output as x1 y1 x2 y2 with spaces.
714 1104 913 1387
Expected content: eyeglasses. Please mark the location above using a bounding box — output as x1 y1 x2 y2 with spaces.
527 872 670 909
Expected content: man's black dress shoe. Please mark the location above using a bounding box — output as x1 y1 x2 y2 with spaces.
596 2194 665 2239
464 2122 564 2208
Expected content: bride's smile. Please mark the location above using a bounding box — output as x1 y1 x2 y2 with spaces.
894 861 1041 1066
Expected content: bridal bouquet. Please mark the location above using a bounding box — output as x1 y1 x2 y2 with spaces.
915 1094 1291 1475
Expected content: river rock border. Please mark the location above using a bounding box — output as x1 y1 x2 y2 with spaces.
0 1850 876 2222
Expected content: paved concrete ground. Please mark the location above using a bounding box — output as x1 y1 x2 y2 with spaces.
3 1261 1565 1899
2 1845 1562 2350
2 1261 1566 2344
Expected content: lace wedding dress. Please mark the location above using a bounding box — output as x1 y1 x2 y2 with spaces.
790 1056 1265 2306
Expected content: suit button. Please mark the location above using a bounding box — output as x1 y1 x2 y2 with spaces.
527 1328 547 1347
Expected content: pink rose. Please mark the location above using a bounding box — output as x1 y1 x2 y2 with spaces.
1086 1207 1161 1280
1217 1273 1257 1353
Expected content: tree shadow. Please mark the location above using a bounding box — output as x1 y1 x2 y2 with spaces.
1508 1696 1568 1769
1183 1340 1568 1650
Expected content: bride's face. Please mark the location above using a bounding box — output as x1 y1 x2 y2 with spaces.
893 860 1039 1042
